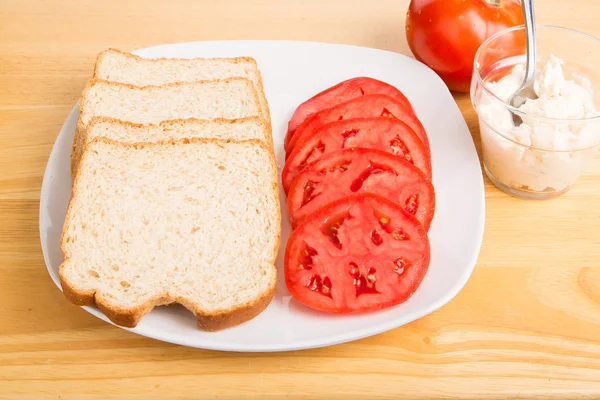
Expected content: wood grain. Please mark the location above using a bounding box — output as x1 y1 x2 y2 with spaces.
1 0 600 398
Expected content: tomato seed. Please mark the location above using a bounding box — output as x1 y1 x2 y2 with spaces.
341 128 360 146
321 277 333 298
393 228 410 241
299 243 318 270
321 211 352 250
305 246 318 256
371 229 383 246
390 135 413 165
394 257 408 276
378 217 394 234
405 194 419 216
381 108 395 118
308 275 322 291
306 274 333 298
301 181 318 207
349 264 380 297
355 274 379 297
349 262 360 278
299 141 326 168
327 161 351 174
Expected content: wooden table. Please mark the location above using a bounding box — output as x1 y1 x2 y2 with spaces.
2 0 600 398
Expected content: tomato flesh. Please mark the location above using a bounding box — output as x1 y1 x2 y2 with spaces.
282 117 432 193
284 193 430 314
286 94 429 156
287 148 435 230
285 77 415 150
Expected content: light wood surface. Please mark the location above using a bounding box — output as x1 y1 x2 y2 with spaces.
2 0 600 398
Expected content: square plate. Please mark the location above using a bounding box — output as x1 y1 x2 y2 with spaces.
39 40 485 352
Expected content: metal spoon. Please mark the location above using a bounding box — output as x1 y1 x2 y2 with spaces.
510 0 538 126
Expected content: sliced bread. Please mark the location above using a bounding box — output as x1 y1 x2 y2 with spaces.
84 116 272 150
71 77 263 175
59 137 281 331
93 48 270 122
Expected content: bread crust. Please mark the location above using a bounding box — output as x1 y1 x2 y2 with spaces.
190 277 275 331
60 268 277 330
86 76 259 92
93 48 272 130
82 115 270 154
60 137 281 331
94 48 260 77
70 76 268 178
70 120 84 176
242 57 272 138
88 115 266 131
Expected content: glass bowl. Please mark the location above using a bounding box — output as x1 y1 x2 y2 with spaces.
471 25 600 200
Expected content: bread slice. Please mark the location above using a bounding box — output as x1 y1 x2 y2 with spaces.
84 116 272 151
59 137 281 331
93 48 270 123
71 77 263 175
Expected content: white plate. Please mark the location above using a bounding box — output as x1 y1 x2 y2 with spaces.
39 40 485 352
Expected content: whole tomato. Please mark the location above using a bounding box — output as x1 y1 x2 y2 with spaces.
405 0 524 93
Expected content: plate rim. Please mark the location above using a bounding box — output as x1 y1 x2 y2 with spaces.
39 39 485 352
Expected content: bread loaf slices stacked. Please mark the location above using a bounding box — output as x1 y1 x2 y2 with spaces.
60 48 280 331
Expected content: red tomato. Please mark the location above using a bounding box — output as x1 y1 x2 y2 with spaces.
282 117 432 193
286 94 429 156
405 0 523 92
284 193 431 314
287 148 435 230
285 77 414 151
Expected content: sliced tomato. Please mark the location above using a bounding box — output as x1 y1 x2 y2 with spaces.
285 77 415 149
285 94 429 156
282 117 432 193
284 193 430 314
287 148 435 230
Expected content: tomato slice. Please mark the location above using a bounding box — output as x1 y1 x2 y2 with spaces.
287 148 435 230
285 77 415 149
285 94 429 156
282 117 432 193
284 193 430 314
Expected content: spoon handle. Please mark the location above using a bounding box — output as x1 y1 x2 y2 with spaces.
522 0 537 85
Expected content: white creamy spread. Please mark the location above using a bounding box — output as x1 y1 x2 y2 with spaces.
477 54 600 192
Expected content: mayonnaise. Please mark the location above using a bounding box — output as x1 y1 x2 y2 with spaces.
477 54 600 193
